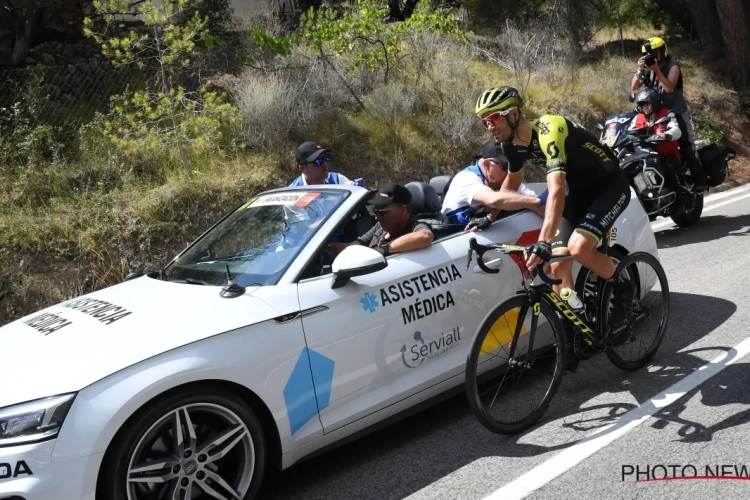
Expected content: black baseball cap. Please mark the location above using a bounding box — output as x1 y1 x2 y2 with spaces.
478 138 508 162
296 141 331 165
368 183 412 206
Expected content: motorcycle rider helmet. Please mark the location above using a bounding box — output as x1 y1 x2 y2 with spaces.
642 36 667 59
635 87 661 116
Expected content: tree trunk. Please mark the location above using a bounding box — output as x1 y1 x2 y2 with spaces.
715 0 750 87
388 0 404 21
684 0 725 58
650 0 695 38
11 10 42 68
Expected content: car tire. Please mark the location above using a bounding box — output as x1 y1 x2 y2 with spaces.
97 384 266 500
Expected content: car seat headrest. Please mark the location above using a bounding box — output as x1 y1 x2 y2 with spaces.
404 181 441 215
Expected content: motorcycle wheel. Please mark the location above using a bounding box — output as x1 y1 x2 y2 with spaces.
670 193 703 227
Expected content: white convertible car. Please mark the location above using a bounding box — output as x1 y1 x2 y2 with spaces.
0 179 658 500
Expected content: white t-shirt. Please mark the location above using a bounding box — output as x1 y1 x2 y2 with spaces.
441 167 537 220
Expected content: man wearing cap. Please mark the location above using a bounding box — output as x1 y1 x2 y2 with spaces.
441 138 546 232
329 183 434 257
290 141 365 187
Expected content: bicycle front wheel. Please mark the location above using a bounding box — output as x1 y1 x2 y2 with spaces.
465 295 566 435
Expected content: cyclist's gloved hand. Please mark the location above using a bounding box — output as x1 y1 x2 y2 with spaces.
538 188 549 206
526 241 552 263
352 178 366 187
466 216 491 232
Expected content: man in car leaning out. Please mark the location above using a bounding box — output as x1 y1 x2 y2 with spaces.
441 138 547 232
329 183 434 257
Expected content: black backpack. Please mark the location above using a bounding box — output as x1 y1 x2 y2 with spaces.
698 143 736 188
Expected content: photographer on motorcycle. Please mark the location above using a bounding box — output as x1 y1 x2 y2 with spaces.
631 37 707 193
627 88 682 195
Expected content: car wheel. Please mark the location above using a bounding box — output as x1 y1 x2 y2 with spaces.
98 385 266 500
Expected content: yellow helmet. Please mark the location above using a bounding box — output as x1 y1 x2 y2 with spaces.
475 86 524 117
642 37 667 57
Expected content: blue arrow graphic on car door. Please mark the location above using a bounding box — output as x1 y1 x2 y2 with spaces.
283 347 335 435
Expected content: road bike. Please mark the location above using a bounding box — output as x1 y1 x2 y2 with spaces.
464 237 669 434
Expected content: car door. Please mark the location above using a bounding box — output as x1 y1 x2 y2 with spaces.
296 212 541 433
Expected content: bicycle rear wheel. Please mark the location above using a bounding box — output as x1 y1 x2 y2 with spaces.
465 295 566 435
604 252 670 371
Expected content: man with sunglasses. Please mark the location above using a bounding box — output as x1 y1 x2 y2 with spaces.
631 37 706 193
441 138 545 232
289 141 365 187
329 183 434 257
475 86 634 344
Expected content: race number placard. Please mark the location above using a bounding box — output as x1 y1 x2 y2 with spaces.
246 192 322 208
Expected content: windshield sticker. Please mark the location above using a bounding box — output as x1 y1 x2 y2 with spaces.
23 312 72 335
250 192 319 208
62 298 133 325
294 192 322 207
375 264 463 325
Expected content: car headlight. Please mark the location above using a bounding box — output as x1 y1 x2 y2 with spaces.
0 393 76 447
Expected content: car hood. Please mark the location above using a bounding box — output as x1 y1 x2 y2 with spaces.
0 276 295 408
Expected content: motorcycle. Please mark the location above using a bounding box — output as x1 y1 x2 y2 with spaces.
597 110 704 227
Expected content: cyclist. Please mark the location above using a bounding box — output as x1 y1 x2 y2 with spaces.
628 87 682 194
475 86 633 343
290 141 365 187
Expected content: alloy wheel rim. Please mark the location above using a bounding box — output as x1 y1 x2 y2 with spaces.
126 402 254 500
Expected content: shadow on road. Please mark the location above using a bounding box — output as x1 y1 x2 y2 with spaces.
260 291 737 500
649 345 750 443
656 214 750 249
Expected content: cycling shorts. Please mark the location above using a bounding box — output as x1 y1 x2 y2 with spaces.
551 171 631 252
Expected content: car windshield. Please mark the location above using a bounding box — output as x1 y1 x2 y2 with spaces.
163 190 349 286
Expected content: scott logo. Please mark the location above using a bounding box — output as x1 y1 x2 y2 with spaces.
583 142 610 162
548 292 594 343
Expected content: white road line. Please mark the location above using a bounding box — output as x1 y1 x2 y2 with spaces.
704 183 750 204
651 192 750 231
483 336 750 500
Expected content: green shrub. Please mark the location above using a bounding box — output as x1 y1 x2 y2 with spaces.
0 67 63 167
692 111 728 145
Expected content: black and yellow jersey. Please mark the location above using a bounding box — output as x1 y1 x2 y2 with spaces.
506 115 619 190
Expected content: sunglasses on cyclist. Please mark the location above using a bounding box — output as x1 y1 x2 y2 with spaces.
309 155 330 167
481 108 513 127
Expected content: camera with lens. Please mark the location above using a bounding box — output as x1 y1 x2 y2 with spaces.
644 54 656 67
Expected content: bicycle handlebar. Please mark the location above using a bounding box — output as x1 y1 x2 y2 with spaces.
466 237 563 286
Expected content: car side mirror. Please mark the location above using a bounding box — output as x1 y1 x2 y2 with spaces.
330 245 387 289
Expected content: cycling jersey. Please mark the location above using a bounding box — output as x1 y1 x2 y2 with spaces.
505 115 619 191
503 115 630 247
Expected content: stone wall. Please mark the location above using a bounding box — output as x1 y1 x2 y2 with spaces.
24 39 108 69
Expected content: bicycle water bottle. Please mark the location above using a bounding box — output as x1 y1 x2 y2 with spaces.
560 288 585 312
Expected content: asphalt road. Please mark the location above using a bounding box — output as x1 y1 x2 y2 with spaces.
260 184 750 500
